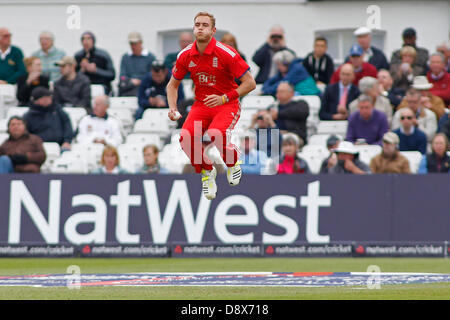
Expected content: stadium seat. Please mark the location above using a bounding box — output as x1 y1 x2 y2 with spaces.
307 134 343 146
109 97 138 111
118 143 144 173
70 143 105 172
241 95 275 110
316 120 348 136
301 144 331 158
5 106 29 120
182 79 194 100
125 133 162 149
107 107 134 135
298 150 329 174
0 119 7 133
0 133 8 145
248 84 263 96
354 144 382 166
63 107 87 131
41 142 61 173
50 152 89 174
158 142 190 174
90 84 105 98
133 118 170 135
400 151 423 174
0 84 18 119
293 95 321 137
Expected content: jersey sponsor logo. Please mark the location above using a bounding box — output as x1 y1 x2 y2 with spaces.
196 72 216 86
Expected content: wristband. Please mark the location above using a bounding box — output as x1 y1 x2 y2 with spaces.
225 90 239 102
221 95 227 105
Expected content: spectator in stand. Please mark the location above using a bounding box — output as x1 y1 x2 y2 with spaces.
436 42 450 72
32 31 66 82
439 112 450 141
220 33 246 61
268 82 309 143
136 144 168 174
76 95 123 147
331 44 377 86
302 36 334 86
23 87 73 151
92 145 128 174
262 49 320 96
249 109 282 158
16 57 49 106
136 60 184 120
0 116 46 173
53 56 91 113
345 94 389 146
370 132 411 174
276 132 310 174
426 52 450 106
0 27 26 84
348 76 393 125
319 134 341 173
391 28 429 72
393 107 427 154
390 46 425 91
319 63 360 121
377 69 405 110
238 130 268 175
326 140 370 174
352 27 389 71
396 76 445 121
252 25 296 84
392 88 437 142
418 133 450 174
118 31 156 97
164 31 194 71
74 31 115 94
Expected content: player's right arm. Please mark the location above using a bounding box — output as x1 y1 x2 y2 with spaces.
167 76 182 121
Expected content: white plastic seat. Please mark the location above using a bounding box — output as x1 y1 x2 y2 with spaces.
109 97 139 111
297 151 328 174
63 107 87 131
118 143 144 173
50 152 88 174
301 145 331 159
0 133 8 145
400 151 423 174
0 84 18 118
354 144 382 166
241 95 275 110
0 119 7 133
133 118 170 135
6 106 29 120
108 108 133 129
307 134 343 147
90 84 105 98
41 142 61 173
316 120 348 136
125 133 162 149
70 143 105 172
293 95 321 137
182 79 194 100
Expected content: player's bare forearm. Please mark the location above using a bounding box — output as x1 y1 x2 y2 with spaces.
236 71 256 97
166 76 181 111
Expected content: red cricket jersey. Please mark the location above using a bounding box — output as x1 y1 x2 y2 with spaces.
172 37 250 103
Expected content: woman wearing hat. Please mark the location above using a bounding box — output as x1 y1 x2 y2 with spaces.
325 141 370 174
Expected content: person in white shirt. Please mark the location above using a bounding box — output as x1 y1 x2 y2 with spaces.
76 94 123 147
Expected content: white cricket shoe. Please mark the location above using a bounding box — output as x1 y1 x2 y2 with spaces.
201 167 217 200
227 160 242 186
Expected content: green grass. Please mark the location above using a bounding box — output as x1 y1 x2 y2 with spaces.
0 258 449 300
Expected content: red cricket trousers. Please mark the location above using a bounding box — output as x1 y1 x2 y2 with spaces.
179 101 241 173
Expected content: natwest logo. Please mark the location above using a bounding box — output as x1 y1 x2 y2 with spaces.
7 179 332 246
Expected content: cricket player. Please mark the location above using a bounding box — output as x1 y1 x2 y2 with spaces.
167 11 256 200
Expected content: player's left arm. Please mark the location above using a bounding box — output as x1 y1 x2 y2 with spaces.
203 71 256 107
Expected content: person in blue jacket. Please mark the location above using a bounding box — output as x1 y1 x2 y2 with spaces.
262 49 320 97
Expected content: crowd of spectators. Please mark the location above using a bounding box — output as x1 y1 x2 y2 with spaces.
0 24 449 175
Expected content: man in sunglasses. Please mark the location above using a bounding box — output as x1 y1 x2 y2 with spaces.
393 107 427 154
252 25 296 84
0 27 26 84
